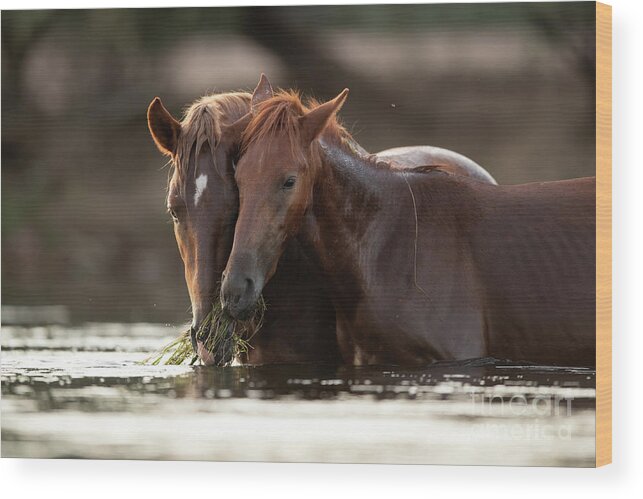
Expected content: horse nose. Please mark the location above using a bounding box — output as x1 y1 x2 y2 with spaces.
221 273 254 309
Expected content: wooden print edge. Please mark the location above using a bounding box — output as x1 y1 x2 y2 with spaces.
595 0 612 468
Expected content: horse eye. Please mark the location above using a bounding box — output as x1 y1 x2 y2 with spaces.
168 208 179 222
282 177 296 189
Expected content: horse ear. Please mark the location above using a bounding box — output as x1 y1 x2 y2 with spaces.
300 89 349 144
222 112 252 145
251 73 274 113
147 97 181 156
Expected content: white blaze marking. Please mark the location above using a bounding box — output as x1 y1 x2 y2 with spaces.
194 174 208 206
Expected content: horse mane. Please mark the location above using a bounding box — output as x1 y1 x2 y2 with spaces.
241 90 461 179
242 90 428 176
174 92 251 182
403 164 457 176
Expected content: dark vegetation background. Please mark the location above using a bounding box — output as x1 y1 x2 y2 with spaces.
1 3 596 324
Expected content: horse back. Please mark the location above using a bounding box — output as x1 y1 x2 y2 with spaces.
471 177 596 366
377 145 497 184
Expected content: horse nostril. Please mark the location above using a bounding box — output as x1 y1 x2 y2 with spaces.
222 273 255 311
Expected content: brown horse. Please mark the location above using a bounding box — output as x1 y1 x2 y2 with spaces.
222 89 596 367
147 76 497 365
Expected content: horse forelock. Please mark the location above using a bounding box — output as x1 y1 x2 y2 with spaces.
241 90 349 160
172 92 251 189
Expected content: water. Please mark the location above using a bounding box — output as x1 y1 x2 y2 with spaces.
1 323 596 466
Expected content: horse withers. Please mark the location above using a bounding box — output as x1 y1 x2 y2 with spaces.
221 88 596 367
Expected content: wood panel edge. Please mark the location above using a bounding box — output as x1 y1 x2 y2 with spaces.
595 0 612 468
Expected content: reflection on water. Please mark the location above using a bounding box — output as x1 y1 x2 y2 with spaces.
1 324 596 466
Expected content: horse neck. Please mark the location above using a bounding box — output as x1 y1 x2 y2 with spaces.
302 133 482 303
264 238 327 301
300 133 409 299
314 130 392 222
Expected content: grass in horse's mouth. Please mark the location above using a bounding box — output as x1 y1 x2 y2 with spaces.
143 296 266 366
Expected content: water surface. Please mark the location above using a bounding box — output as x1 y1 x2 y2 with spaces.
2 323 596 465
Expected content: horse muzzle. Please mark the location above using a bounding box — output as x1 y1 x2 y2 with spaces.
190 324 235 366
189 326 214 365
221 272 261 321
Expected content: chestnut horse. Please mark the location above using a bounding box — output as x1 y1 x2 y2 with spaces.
222 89 596 367
148 76 497 365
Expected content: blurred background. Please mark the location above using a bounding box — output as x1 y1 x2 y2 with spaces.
2 3 596 324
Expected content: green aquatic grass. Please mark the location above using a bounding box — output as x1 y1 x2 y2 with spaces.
144 329 198 366
143 295 266 366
